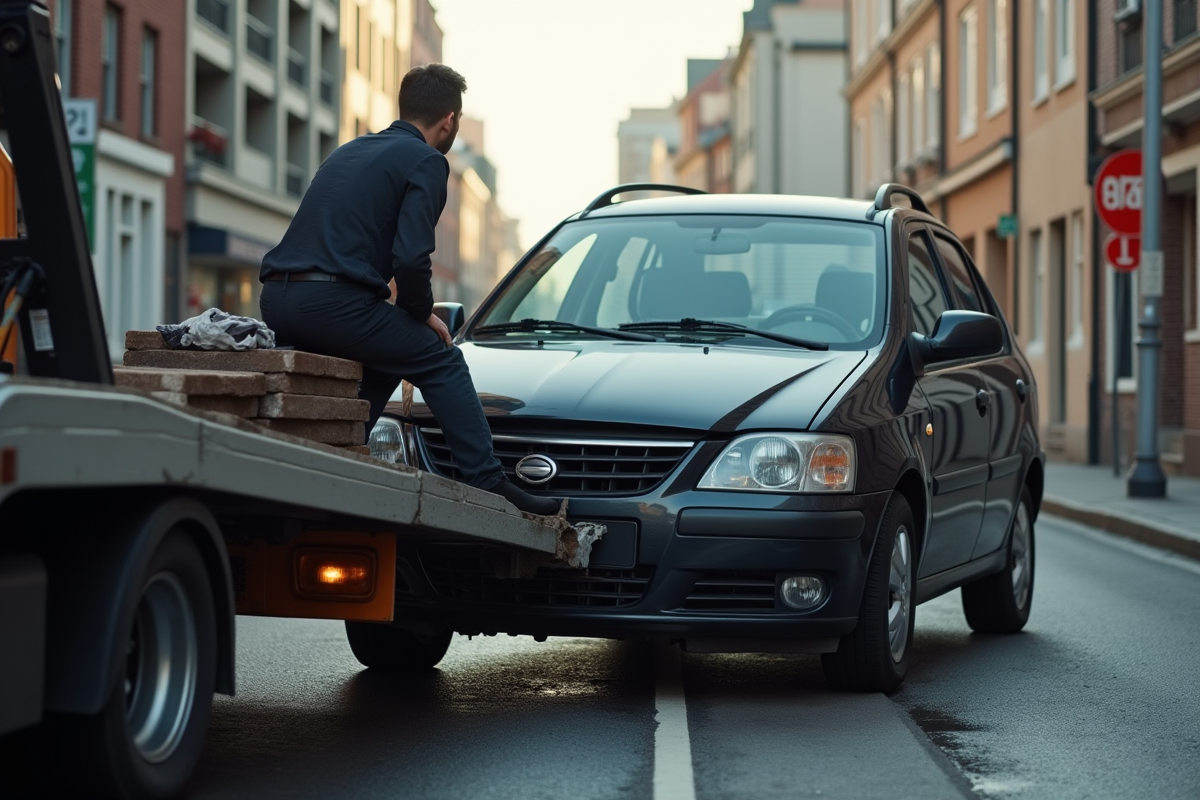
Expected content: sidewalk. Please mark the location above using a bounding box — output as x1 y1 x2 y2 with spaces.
1042 461 1200 560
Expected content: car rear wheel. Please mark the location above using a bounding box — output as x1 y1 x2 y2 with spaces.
344 622 453 670
821 493 915 693
962 485 1035 633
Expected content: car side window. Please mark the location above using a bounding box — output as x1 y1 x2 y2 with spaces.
932 234 985 313
907 231 950 337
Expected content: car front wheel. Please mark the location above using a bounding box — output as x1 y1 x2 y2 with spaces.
822 493 916 693
962 485 1035 633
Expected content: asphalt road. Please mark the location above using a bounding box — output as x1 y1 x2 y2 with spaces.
183 515 1200 800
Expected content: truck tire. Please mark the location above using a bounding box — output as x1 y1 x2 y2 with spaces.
961 485 1035 634
46 530 217 800
821 493 916 693
344 622 453 671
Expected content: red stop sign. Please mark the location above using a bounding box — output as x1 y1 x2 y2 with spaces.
1104 233 1140 272
1094 149 1143 235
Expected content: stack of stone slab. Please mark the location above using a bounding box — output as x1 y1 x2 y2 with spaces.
119 331 370 454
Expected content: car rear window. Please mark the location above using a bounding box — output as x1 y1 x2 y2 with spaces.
475 215 886 349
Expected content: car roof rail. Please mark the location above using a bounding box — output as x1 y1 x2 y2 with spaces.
579 183 706 218
869 183 932 219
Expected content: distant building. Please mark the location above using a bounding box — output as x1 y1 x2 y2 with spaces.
341 0 411 140
618 107 679 187
675 57 733 193
184 0 340 319
47 0 187 359
730 0 847 196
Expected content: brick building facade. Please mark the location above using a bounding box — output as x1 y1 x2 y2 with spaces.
47 0 187 355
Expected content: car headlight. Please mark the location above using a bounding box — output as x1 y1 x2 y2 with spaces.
368 417 416 466
698 433 856 493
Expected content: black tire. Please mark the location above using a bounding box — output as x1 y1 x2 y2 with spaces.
962 485 1035 633
344 622 453 670
822 493 917 693
45 530 217 800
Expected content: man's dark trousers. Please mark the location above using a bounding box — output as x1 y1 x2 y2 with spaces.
259 279 505 489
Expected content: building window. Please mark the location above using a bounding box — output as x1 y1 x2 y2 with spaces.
355 5 362 72
1177 0 1199 41
987 0 1007 114
897 72 911 167
102 5 120 121
871 89 891 185
1030 229 1044 345
140 29 156 138
1034 0 1049 101
1054 0 1075 87
854 0 868 66
852 118 866 197
1121 22 1143 73
54 0 71 96
926 43 941 149
875 0 892 44
911 57 925 158
959 6 979 138
1070 211 1084 346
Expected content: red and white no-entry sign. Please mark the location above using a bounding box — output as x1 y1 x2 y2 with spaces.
1105 233 1141 272
1094 149 1143 236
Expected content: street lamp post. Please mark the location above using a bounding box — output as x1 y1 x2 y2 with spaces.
1129 0 1168 497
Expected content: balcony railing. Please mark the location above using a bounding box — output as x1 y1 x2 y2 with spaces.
285 163 306 198
287 49 307 87
196 0 230 34
319 70 334 105
1177 0 1198 41
189 117 230 168
246 15 274 63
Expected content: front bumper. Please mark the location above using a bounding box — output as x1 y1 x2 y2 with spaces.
392 487 893 643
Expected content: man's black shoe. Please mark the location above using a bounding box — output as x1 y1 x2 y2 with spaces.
490 479 561 516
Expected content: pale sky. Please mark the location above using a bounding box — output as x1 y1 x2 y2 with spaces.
434 0 752 247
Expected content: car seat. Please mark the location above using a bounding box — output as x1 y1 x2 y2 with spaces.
815 266 875 334
636 269 753 320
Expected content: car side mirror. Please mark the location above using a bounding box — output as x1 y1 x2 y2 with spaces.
912 310 1003 366
433 302 466 336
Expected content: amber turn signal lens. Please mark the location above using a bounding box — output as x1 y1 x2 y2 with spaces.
808 442 852 490
295 549 376 598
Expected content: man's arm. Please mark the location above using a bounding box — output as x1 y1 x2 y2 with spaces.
391 153 449 322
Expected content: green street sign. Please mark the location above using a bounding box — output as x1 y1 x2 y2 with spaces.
63 98 96 245
997 214 1018 238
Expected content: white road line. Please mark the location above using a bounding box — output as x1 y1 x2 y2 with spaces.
654 638 697 800
1041 513 1200 578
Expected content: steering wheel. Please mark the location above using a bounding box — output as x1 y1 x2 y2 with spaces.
761 304 860 340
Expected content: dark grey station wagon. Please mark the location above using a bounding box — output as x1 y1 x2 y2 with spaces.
363 183 1044 692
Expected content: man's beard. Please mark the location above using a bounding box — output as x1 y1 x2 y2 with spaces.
436 118 460 154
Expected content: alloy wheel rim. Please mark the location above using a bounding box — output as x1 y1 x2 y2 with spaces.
125 572 198 764
1011 503 1032 610
888 525 912 663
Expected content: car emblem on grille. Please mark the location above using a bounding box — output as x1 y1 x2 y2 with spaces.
515 454 558 485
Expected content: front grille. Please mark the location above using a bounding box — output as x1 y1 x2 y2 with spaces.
679 572 777 611
418 428 693 496
420 544 653 608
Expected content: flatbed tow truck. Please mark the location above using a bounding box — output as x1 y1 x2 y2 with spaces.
0 3 589 797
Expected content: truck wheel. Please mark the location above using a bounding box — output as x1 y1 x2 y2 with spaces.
344 622 453 670
962 486 1035 634
821 493 915 693
48 530 217 800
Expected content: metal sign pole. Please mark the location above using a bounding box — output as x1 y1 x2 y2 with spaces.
1129 0 1167 497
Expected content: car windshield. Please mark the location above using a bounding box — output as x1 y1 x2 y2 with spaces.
472 215 886 350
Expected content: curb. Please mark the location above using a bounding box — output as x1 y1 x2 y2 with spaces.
1041 496 1200 562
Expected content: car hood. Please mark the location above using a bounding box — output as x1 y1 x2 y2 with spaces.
396 341 867 434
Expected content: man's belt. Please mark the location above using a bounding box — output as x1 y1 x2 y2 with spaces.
264 271 346 282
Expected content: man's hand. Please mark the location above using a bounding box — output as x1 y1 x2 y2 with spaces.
426 313 453 347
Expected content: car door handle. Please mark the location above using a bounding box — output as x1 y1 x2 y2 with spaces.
1015 379 1027 402
976 390 991 414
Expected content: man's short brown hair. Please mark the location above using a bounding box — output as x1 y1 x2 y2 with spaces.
399 64 467 126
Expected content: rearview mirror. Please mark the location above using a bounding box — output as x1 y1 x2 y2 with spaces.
694 232 751 255
433 302 466 336
913 310 1003 365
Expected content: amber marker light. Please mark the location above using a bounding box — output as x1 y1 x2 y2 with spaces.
295 549 376 599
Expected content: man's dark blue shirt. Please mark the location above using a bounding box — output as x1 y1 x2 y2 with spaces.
260 120 446 321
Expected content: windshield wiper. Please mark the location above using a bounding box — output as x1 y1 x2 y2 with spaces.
475 318 657 342
618 318 829 351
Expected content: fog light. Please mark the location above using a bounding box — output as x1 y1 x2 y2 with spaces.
780 576 826 610
295 548 376 600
